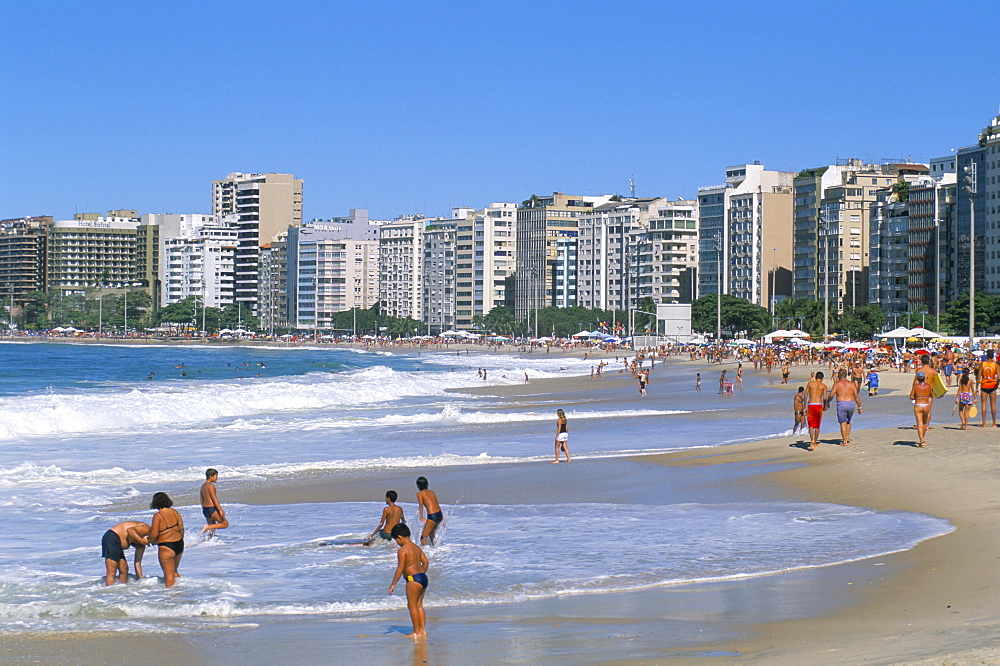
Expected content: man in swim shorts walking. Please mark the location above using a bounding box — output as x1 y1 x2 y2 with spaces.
805 371 828 451
416 476 442 546
200 468 229 534
388 523 429 639
825 369 863 446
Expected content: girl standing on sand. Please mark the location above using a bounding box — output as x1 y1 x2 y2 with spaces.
956 370 977 430
553 409 571 463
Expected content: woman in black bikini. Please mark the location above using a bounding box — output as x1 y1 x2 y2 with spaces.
148 491 184 587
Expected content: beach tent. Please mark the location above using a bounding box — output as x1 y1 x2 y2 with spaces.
881 326 913 338
763 329 792 341
572 330 595 338
786 328 811 338
909 326 941 339
440 330 461 337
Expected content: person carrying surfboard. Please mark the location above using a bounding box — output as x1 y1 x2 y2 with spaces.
977 349 1000 427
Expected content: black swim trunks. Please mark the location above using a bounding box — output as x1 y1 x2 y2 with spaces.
426 511 443 524
202 506 217 521
101 529 126 562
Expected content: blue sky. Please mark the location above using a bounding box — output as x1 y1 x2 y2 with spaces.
1 1 997 221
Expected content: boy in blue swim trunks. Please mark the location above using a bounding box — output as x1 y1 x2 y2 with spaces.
200 468 229 534
388 523 429 639
367 490 405 544
416 476 442 546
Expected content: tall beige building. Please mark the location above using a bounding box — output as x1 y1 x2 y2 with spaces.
515 192 612 322
455 202 517 329
793 160 899 312
698 164 794 309
212 173 302 314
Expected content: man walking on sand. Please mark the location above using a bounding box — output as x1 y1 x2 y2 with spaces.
825 369 863 446
805 371 828 451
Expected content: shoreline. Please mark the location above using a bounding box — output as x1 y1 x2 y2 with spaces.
6 351 997 663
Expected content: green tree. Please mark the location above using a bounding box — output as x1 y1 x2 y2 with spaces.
482 306 515 335
940 292 1000 335
837 305 887 340
691 294 771 338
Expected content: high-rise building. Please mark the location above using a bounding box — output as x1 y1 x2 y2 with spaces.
259 235 288 332
631 199 699 305
698 164 793 308
48 213 141 297
0 216 52 299
454 203 517 329
286 222 380 329
792 160 900 312
212 173 303 314
422 219 457 334
515 192 612 322
379 215 430 321
140 214 233 308
577 197 693 311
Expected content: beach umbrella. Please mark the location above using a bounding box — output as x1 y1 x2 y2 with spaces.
825 340 846 348
786 328 811 338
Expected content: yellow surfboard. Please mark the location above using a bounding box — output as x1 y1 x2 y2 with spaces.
932 372 948 399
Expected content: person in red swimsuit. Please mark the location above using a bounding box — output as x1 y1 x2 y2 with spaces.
805 371 828 451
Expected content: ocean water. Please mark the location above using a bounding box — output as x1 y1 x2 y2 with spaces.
0 342 952 634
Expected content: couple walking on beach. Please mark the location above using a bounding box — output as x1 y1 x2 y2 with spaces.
800 370 863 451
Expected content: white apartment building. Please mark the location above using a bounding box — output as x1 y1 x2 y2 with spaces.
141 214 235 308
577 197 665 311
161 230 237 308
212 172 302 314
379 215 430 321
631 199 699 304
48 214 141 297
423 220 457 334
455 202 517 329
288 224 380 329
698 163 794 307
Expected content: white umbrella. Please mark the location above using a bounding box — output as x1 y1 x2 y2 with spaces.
786 328 811 338
572 330 592 338
825 340 846 348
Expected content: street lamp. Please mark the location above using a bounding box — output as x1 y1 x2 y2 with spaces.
7 284 13 335
962 160 977 348
715 234 722 342
770 247 778 315
819 208 831 342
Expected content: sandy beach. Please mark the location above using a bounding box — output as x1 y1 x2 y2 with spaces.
5 353 1000 664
